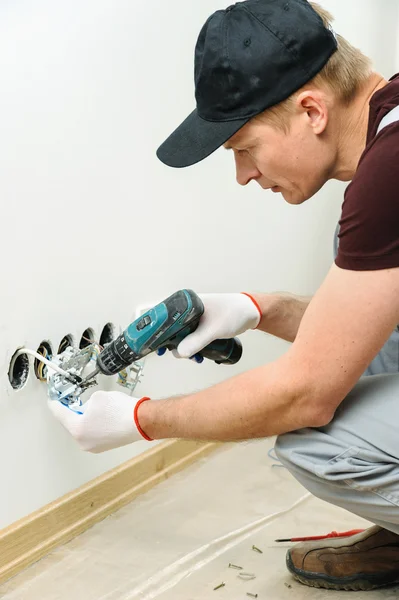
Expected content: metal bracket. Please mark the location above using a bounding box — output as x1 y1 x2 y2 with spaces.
47 346 146 407
47 345 99 408
117 360 145 394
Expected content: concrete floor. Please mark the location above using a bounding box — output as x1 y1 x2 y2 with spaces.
1 439 398 599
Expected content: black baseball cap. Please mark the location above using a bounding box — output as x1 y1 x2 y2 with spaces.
157 0 337 168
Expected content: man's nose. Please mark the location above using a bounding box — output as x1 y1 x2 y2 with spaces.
234 153 261 186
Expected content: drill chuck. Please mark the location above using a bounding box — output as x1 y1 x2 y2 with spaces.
96 335 138 376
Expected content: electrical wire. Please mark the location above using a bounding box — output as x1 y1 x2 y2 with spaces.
79 336 102 366
81 334 96 348
118 369 128 384
15 348 71 379
58 336 72 354
19 333 133 388
35 344 50 381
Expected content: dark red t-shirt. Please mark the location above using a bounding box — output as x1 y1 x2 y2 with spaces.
335 74 399 271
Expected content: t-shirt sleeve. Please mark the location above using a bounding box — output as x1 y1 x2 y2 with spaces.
335 122 399 271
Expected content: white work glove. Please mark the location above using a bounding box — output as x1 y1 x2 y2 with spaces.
175 293 261 359
47 391 152 453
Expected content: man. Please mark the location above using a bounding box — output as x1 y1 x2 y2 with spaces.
49 0 399 592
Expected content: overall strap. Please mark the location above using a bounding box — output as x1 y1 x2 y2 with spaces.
376 105 399 135
335 104 399 257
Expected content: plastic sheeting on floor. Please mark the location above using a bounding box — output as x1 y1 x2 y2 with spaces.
0 440 397 600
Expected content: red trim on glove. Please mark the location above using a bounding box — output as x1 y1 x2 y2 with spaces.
241 292 262 326
134 397 153 441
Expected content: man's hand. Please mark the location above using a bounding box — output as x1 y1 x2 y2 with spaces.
173 293 261 358
48 392 152 453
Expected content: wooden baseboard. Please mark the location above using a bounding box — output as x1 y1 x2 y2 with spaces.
0 440 219 585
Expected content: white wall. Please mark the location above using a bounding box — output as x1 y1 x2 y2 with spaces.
322 0 399 78
0 0 396 528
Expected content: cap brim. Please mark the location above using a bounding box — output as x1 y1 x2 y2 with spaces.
156 109 250 168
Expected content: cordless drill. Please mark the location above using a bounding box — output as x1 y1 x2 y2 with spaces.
82 289 242 384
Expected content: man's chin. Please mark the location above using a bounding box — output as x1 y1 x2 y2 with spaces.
281 190 306 205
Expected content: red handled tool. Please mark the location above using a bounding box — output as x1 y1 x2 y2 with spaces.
275 529 365 543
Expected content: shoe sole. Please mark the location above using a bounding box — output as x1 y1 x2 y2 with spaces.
286 551 399 591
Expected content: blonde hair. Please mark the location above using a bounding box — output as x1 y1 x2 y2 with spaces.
257 2 373 132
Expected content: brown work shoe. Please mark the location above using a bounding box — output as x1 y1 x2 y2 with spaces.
286 526 399 591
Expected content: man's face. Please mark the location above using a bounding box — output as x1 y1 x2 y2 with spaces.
225 110 333 205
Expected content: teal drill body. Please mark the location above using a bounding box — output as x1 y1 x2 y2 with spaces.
95 289 242 376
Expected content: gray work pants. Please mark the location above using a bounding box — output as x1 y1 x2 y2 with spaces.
275 227 399 534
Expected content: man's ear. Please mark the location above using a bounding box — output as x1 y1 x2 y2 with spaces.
296 90 328 134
